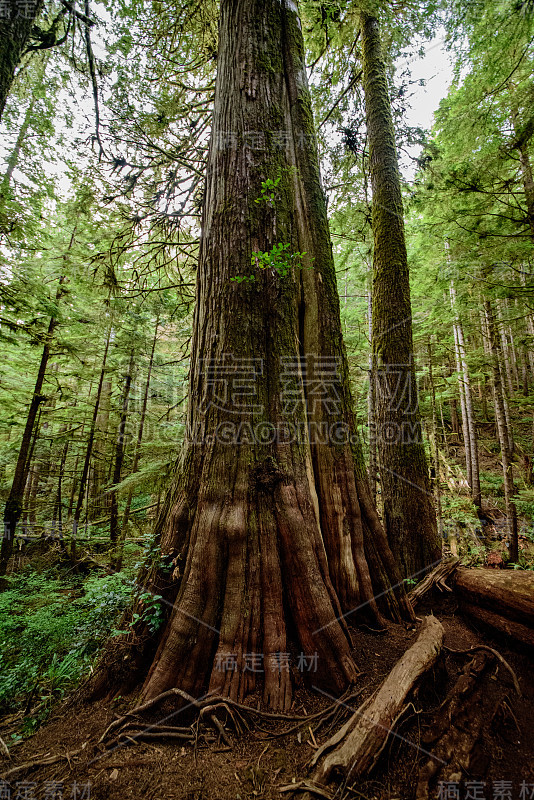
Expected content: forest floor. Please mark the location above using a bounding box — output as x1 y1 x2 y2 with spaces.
1 590 533 800
2 426 534 800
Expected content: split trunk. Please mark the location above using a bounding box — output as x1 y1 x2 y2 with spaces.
128 0 413 712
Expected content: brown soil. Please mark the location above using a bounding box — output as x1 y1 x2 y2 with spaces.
1 592 533 800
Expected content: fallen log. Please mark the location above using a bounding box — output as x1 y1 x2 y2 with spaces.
455 568 534 648
460 602 534 648
298 616 444 797
408 558 459 607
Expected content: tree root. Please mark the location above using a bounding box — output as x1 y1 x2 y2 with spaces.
1 750 82 781
444 644 521 696
98 686 371 755
295 616 444 799
414 648 497 800
279 780 334 798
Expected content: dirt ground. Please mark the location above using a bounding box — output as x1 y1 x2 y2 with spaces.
1 591 533 800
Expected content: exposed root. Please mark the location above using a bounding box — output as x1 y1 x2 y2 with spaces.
415 649 494 800
293 617 444 799
97 685 376 759
279 780 334 798
444 644 521 696
1 750 82 781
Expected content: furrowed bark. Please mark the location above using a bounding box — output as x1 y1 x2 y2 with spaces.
118 0 414 713
0 0 44 120
361 10 441 578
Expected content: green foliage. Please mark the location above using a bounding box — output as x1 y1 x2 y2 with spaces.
130 591 166 634
231 244 310 282
515 488 534 538
252 243 309 279
254 175 282 205
0 569 133 725
441 494 481 530
480 472 505 498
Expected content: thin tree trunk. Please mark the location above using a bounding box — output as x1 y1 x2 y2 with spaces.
0 277 65 585
114 321 159 570
450 390 460 437
361 10 440 576
109 350 135 547
427 340 442 538
55 434 69 541
453 322 472 486
439 402 449 457
88 377 111 520
71 326 112 559
367 292 377 504
450 284 481 507
28 462 40 531
496 301 515 397
525 309 534 376
0 57 46 198
484 299 518 563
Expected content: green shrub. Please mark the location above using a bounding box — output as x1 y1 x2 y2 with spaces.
0 568 134 725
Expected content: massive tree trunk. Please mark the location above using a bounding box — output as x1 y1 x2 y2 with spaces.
360 11 441 578
0 0 43 120
131 0 413 713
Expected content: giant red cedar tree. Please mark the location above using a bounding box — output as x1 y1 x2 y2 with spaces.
100 0 413 712
361 10 441 578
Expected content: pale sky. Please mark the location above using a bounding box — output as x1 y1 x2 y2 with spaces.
398 32 455 177
0 28 454 205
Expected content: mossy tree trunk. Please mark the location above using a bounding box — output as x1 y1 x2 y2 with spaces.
360 10 441 578
122 0 413 712
0 0 43 120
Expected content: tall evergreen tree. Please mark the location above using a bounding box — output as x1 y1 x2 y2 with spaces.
361 9 441 577
92 0 413 712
